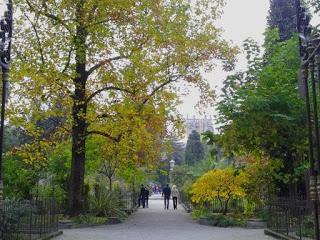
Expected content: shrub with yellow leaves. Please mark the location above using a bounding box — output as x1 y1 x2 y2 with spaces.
191 168 248 214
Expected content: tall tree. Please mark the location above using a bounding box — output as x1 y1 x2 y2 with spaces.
185 130 205 165
167 138 185 165
12 0 237 215
217 30 306 197
268 0 297 41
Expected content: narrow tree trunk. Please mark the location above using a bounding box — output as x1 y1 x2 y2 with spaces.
108 176 112 191
69 2 88 216
223 198 230 215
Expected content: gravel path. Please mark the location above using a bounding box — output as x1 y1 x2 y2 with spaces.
56 195 274 240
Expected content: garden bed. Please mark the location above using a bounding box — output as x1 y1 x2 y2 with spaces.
59 216 124 229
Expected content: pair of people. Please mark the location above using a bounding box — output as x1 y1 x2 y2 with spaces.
139 184 150 208
162 184 179 210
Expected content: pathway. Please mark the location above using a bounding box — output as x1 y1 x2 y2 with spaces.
56 194 274 240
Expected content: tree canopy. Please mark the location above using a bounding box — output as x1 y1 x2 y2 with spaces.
11 0 237 215
185 130 205 165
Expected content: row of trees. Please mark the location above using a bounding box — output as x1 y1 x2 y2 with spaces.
178 0 318 218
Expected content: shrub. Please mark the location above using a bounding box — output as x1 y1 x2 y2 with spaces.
192 168 248 214
208 214 245 227
191 206 210 220
88 186 127 219
72 215 108 225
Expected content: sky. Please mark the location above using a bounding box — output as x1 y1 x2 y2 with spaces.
178 0 270 120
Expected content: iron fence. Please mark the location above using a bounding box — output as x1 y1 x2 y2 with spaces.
118 191 139 214
0 197 59 240
266 198 315 240
267 198 314 240
180 192 266 215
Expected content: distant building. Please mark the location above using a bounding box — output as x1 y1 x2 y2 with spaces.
184 116 214 138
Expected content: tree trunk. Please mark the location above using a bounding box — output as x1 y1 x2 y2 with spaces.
108 176 112 191
69 2 88 216
223 198 230 215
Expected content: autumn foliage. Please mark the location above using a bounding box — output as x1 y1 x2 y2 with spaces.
191 168 248 214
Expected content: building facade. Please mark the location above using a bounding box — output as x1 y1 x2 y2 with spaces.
184 116 214 138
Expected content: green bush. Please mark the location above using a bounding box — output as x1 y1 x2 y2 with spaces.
208 214 246 227
191 206 211 220
72 215 108 225
88 187 127 219
243 199 256 217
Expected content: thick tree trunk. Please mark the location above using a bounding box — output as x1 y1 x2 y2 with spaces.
69 99 87 216
68 3 88 216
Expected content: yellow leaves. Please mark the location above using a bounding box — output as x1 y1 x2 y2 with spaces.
14 140 56 170
191 168 248 204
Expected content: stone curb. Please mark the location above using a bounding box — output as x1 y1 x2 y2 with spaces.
264 229 300 240
39 231 63 240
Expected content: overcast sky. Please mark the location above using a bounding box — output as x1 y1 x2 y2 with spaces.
178 0 270 119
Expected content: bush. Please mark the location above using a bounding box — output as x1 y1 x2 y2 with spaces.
208 214 246 227
191 206 211 220
72 215 108 225
88 187 127 219
243 199 256 217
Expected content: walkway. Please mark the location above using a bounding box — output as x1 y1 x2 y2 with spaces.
56 195 274 240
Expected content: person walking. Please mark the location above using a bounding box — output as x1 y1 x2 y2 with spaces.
139 184 147 208
162 184 171 210
171 185 179 210
145 186 150 208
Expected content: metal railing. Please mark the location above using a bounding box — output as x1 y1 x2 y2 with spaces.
267 198 314 240
0 197 59 240
180 192 266 214
118 191 139 214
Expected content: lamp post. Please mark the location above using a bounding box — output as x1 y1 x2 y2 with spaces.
169 159 175 184
296 1 320 239
169 159 175 171
0 0 13 204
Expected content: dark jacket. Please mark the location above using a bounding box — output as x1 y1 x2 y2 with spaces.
162 186 171 198
140 187 147 199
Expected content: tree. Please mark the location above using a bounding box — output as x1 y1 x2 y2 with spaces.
185 130 205 165
12 0 237 215
202 131 222 161
191 168 248 214
167 139 185 165
268 0 297 41
217 30 306 197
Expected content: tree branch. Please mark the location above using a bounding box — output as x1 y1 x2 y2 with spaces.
25 0 73 35
86 86 133 103
62 47 74 74
24 13 45 65
141 75 180 106
86 56 124 76
87 130 121 142
86 35 149 76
